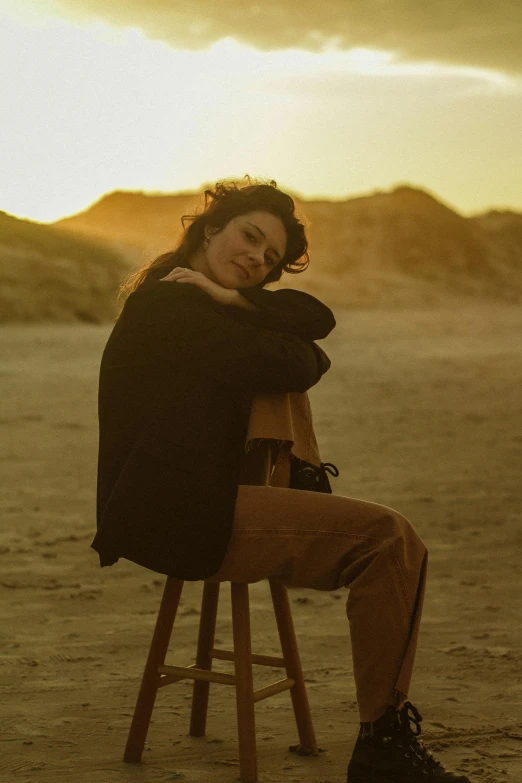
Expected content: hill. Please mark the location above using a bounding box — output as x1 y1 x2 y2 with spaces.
470 209 522 263
53 185 522 308
0 211 134 323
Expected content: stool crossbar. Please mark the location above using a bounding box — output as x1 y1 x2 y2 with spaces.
123 575 318 783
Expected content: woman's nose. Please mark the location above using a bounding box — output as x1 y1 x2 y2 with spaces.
248 248 264 265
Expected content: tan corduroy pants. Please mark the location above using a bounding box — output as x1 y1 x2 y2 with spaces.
205 393 428 724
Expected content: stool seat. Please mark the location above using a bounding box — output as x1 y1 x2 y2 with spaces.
123 576 318 783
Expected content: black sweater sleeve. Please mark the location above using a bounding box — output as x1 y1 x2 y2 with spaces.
214 285 336 341
108 279 331 395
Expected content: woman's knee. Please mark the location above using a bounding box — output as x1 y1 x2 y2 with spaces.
378 506 428 557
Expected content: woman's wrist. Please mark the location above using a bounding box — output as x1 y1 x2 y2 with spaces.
228 290 260 312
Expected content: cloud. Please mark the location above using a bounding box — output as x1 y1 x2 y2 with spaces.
52 0 522 76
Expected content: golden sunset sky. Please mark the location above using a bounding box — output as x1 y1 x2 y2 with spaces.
1 0 521 222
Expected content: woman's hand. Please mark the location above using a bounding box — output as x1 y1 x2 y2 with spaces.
159 267 235 306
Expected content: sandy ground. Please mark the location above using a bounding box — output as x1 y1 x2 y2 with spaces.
0 303 521 783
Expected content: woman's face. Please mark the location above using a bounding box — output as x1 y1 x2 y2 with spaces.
192 210 288 289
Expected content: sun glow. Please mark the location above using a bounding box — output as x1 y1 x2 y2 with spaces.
1 6 521 222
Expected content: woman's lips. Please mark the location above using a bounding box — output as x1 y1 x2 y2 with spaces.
232 261 249 279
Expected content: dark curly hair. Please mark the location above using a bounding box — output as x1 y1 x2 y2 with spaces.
118 175 310 305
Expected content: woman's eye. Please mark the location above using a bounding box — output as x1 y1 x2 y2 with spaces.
244 230 276 266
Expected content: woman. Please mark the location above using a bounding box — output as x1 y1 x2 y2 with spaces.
91 177 471 782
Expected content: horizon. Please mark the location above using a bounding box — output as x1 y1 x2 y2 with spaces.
7 181 522 228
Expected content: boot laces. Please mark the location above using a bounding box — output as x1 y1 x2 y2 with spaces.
320 461 340 477
398 702 445 771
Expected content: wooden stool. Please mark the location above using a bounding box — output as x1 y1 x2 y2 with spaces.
123 575 318 783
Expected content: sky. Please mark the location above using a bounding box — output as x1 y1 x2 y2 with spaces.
1 0 521 223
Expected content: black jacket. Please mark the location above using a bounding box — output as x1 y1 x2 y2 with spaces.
90 276 335 580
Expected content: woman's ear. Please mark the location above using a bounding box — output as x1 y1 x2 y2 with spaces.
207 224 221 238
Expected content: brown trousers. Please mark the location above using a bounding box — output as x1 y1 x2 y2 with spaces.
205 393 428 724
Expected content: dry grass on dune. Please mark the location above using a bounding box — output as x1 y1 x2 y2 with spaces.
0 210 135 323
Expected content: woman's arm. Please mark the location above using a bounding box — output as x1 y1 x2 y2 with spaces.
231 286 336 341
158 267 336 340
106 279 331 395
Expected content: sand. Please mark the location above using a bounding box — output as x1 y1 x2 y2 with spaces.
0 303 521 783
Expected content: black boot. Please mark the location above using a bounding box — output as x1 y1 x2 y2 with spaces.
346 701 472 782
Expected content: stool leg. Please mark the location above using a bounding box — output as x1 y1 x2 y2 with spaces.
190 581 220 736
231 582 258 783
124 577 184 763
269 580 318 754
